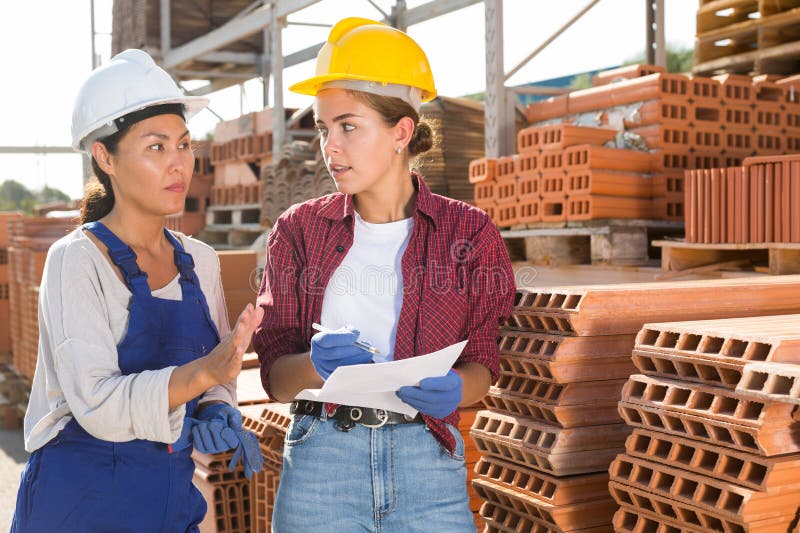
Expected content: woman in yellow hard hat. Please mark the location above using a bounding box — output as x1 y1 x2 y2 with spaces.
11 49 263 532
253 18 515 531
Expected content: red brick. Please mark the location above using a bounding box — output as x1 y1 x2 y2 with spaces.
469 157 497 184
564 145 652 173
592 64 666 86
525 95 568 123
627 99 691 127
629 121 691 150
516 152 539 179
722 104 754 126
691 124 723 150
495 176 518 203
517 174 540 200
567 195 654 221
474 180 496 205
495 200 519 228
539 150 564 172
567 169 653 197
516 198 541 224
539 172 566 197
713 73 755 104
754 80 786 103
693 102 722 124
540 196 566 222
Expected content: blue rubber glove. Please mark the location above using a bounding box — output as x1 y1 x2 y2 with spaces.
192 403 241 454
192 404 264 478
310 327 372 380
396 369 462 419
229 429 264 479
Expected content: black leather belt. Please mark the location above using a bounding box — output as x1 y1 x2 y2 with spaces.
290 400 423 432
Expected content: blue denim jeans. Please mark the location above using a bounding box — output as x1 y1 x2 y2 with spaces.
271 413 475 532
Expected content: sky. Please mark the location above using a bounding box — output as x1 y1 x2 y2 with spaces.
0 0 698 200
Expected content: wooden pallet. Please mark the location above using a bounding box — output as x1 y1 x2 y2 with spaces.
654 239 800 275
501 219 684 266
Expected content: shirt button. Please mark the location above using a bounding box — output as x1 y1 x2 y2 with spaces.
336 245 345 252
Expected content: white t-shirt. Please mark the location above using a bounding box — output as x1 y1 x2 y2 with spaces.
320 211 414 363
23 227 235 452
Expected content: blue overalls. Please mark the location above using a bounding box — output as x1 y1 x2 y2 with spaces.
12 221 221 532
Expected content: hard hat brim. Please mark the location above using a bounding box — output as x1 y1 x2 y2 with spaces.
289 73 436 103
73 95 209 152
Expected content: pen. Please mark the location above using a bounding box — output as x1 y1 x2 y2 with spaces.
311 323 381 355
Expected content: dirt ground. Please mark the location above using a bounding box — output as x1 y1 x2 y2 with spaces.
0 428 28 530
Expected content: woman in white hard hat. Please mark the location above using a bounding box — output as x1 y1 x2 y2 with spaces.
11 49 264 532
253 18 515 531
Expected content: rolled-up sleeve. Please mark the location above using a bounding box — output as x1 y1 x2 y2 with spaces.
457 220 515 380
253 216 307 397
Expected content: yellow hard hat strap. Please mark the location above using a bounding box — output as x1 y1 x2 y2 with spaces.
320 80 422 113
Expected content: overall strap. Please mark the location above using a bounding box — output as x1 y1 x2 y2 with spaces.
164 229 221 343
83 222 150 295
163 229 196 286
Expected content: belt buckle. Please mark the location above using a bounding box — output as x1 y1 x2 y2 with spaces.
360 408 389 429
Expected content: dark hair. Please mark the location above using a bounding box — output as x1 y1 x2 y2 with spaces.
80 128 125 223
346 90 435 156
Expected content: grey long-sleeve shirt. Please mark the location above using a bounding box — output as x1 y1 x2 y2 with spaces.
23 227 237 452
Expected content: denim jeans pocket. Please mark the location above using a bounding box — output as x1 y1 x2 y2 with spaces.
285 414 320 447
436 423 466 461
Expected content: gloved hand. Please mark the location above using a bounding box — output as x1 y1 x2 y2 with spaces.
191 403 264 478
191 403 241 454
310 327 372 380
396 369 462 419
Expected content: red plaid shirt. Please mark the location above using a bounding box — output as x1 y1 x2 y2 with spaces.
253 174 515 453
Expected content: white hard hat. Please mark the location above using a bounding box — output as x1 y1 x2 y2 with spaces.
71 49 208 153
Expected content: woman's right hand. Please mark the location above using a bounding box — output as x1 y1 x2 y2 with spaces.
202 303 264 386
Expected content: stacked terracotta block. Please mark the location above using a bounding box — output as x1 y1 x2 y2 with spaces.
472 124 658 227
416 96 488 204
207 110 274 243
260 140 336 227
0 212 22 364
686 153 800 243
166 140 213 236
471 276 800 531
613 314 800 532
694 0 800 76
478 69 800 229
7 217 74 382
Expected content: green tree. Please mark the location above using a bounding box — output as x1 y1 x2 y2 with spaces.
0 180 72 214
38 186 71 204
0 180 35 212
624 45 695 73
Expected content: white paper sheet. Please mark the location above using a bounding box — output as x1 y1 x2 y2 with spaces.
295 340 468 416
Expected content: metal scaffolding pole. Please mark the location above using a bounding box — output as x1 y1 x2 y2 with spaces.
484 0 508 157
271 5 285 154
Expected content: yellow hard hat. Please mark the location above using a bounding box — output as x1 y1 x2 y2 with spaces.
289 17 437 103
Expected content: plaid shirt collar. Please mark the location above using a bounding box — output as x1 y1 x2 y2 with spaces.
316 172 439 228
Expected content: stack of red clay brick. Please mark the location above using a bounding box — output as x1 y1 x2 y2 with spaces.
0 212 21 365
166 140 213 236
8 216 74 382
686 153 800 243
209 110 276 218
613 314 800 532
470 276 800 532
472 66 800 229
